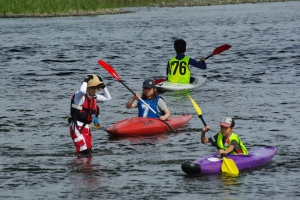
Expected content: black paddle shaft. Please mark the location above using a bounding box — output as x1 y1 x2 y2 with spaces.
199 115 208 127
199 115 218 145
205 55 212 60
120 80 136 96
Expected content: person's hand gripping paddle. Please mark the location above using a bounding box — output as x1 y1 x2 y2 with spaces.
187 95 239 175
98 60 176 132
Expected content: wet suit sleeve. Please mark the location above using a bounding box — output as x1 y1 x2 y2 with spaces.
96 87 112 102
189 57 207 69
73 82 87 105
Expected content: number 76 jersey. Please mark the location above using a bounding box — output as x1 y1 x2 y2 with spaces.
167 55 191 84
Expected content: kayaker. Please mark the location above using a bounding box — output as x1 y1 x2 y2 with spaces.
126 79 170 121
69 74 112 156
167 39 207 84
201 117 248 155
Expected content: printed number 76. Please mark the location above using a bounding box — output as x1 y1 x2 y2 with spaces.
172 61 187 75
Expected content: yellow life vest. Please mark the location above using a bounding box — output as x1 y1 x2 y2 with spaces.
216 132 248 155
167 55 190 84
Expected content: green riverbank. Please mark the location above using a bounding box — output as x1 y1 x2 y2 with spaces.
0 0 295 18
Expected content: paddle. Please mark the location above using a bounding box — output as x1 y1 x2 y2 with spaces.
205 44 231 60
187 95 239 175
97 60 176 132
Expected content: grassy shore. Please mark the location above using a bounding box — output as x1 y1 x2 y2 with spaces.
0 0 294 18
0 0 129 17
0 0 181 17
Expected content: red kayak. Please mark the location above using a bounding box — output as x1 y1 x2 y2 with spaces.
106 114 192 137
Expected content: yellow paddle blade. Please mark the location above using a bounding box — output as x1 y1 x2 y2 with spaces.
221 157 239 175
187 95 202 116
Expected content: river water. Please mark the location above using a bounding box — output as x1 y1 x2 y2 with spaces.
0 1 299 199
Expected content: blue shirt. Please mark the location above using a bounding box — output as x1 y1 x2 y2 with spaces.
137 96 162 118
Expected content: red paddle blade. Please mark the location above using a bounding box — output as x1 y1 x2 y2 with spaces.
97 60 121 81
211 44 231 56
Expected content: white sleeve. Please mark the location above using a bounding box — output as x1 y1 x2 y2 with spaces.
96 87 112 102
73 82 87 105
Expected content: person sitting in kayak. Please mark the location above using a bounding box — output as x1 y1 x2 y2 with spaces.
167 39 207 84
69 74 112 156
126 79 170 121
201 117 248 155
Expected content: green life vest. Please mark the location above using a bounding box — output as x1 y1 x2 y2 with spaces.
167 55 191 84
216 132 248 155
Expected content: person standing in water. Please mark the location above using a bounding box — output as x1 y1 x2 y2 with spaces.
69 74 111 155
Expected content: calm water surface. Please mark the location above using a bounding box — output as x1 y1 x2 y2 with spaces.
0 2 300 199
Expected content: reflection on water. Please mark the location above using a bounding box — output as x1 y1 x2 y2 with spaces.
220 173 239 186
68 156 101 188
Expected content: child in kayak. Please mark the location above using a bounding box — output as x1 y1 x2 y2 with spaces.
167 39 207 84
126 79 170 121
69 74 112 156
201 117 248 155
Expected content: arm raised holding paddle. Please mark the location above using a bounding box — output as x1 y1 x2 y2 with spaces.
98 60 176 132
166 39 231 84
201 125 232 154
126 79 171 121
201 125 214 144
167 39 207 84
201 117 248 156
187 95 240 175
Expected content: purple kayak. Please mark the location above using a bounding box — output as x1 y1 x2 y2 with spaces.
181 146 276 175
